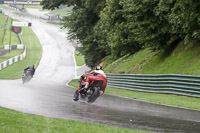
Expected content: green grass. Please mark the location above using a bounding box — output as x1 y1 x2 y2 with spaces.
103 41 200 75
75 51 85 66
13 19 21 22
68 79 79 88
68 79 200 110
3 23 21 45
1 50 23 58
0 14 23 64
0 13 20 47
0 107 149 133
49 6 72 17
0 27 42 79
0 4 11 10
0 59 7 62
0 14 7 45
16 5 43 10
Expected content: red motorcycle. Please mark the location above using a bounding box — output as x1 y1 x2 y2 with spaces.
73 75 104 103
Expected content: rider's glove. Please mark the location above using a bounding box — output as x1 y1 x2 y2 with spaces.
84 82 89 89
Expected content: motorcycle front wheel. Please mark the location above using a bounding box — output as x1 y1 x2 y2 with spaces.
87 87 100 103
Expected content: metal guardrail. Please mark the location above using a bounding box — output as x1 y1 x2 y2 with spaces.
106 73 200 98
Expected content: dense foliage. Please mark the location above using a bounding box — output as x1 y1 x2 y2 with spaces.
42 0 107 67
41 0 200 67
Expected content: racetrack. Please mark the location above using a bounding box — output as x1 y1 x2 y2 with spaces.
0 8 200 133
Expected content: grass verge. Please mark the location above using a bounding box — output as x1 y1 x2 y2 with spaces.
0 14 7 47
75 51 85 66
0 4 11 10
3 17 20 46
0 13 20 47
0 27 42 79
68 79 200 110
49 6 72 17
0 59 7 63
103 41 200 75
16 5 43 10
1 50 23 58
0 107 149 133
0 13 24 63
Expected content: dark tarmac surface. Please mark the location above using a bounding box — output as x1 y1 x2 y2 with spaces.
1 80 200 133
0 8 200 133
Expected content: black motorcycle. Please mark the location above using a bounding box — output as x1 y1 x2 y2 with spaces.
73 77 103 103
22 70 32 84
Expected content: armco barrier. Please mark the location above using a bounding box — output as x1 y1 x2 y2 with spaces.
0 47 26 71
106 73 200 98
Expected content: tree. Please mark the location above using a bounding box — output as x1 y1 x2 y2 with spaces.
97 0 143 57
122 0 173 49
41 0 82 10
41 0 107 67
41 0 200 67
169 0 200 42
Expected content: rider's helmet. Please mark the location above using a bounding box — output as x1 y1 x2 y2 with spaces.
96 66 102 70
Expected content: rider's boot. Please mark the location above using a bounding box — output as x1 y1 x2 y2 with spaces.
100 90 104 96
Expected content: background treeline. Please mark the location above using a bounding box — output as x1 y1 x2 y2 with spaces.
41 0 200 67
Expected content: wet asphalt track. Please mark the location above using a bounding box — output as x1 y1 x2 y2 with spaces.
0 8 200 133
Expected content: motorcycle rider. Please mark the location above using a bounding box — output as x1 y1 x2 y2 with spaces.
24 64 35 77
73 66 107 101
